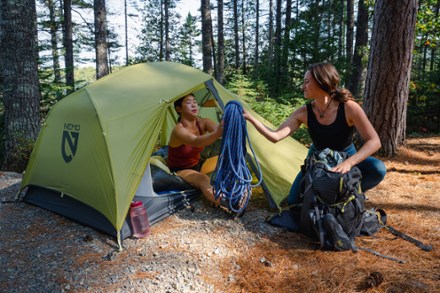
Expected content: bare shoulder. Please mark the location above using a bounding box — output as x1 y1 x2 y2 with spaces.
197 117 211 125
173 121 195 138
344 100 362 109
173 121 184 131
344 100 365 116
197 117 217 130
292 104 308 124
344 100 369 126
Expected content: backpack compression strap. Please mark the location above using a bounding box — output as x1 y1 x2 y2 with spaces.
385 225 433 251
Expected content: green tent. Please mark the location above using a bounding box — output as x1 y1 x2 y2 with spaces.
20 62 307 247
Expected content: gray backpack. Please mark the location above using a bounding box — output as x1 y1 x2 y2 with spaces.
299 148 366 250
267 148 432 261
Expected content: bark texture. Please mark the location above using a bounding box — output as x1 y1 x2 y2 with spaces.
201 0 213 75
364 0 418 156
0 0 42 171
94 0 109 79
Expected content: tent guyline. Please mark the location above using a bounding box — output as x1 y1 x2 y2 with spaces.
211 101 263 214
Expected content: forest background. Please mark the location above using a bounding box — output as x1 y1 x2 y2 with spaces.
0 0 439 172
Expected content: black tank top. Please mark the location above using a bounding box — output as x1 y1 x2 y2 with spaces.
307 102 354 151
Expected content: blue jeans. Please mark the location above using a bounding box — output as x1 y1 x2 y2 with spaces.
287 144 387 204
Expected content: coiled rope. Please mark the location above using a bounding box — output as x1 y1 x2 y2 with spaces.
211 100 262 214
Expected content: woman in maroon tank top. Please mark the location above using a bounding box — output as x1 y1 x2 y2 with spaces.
243 62 386 204
168 94 223 205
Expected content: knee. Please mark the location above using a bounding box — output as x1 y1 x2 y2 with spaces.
178 170 211 190
198 173 212 188
372 160 387 181
361 157 387 179
360 159 387 192
287 171 303 204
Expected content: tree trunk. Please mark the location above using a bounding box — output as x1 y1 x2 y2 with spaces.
268 0 274 68
211 30 217 75
422 33 428 79
311 0 321 61
348 0 368 97
47 0 61 83
164 0 171 61
63 0 74 93
217 0 225 84
160 2 164 61
431 0 440 71
254 0 259 78
346 0 354 63
94 0 109 79
291 0 299 75
233 0 240 69
241 0 246 74
124 0 129 65
0 0 42 171
282 0 292 85
338 0 344 59
201 0 213 74
363 0 418 157
273 0 282 93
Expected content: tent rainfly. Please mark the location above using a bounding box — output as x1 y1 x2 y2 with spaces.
19 62 308 248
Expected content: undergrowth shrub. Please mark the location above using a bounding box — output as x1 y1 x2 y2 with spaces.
226 73 311 145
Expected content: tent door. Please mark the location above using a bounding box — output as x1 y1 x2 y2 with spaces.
135 163 158 197
205 80 225 110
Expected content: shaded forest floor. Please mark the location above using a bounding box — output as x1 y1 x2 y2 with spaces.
0 135 439 292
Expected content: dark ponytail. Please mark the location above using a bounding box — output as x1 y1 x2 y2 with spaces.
308 62 354 102
174 97 184 122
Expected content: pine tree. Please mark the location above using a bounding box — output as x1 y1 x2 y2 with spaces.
136 0 181 62
177 13 201 66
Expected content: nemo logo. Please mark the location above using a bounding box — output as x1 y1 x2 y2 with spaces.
62 123 80 163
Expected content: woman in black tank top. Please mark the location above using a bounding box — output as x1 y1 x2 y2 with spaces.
244 62 386 204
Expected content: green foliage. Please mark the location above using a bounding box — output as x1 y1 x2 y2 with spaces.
408 71 440 133
226 72 311 145
177 13 201 66
135 0 182 63
225 73 260 100
74 66 96 88
247 96 310 145
250 97 294 126
7 136 34 172
38 66 96 121
0 130 34 172
416 1 440 48
136 0 164 62
19 0 439 157
38 67 70 118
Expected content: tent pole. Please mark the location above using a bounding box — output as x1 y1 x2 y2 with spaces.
117 231 123 251
205 80 225 110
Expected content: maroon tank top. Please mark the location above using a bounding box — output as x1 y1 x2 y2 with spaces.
167 119 205 171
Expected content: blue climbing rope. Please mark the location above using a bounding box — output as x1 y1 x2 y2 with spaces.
211 100 263 214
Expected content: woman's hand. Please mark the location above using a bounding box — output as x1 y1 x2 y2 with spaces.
331 160 353 174
215 121 223 137
243 108 252 121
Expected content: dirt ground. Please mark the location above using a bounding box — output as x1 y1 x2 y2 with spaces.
1 135 439 292
230 135 440 292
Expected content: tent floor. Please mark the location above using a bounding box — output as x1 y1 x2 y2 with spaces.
23 186 202 239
